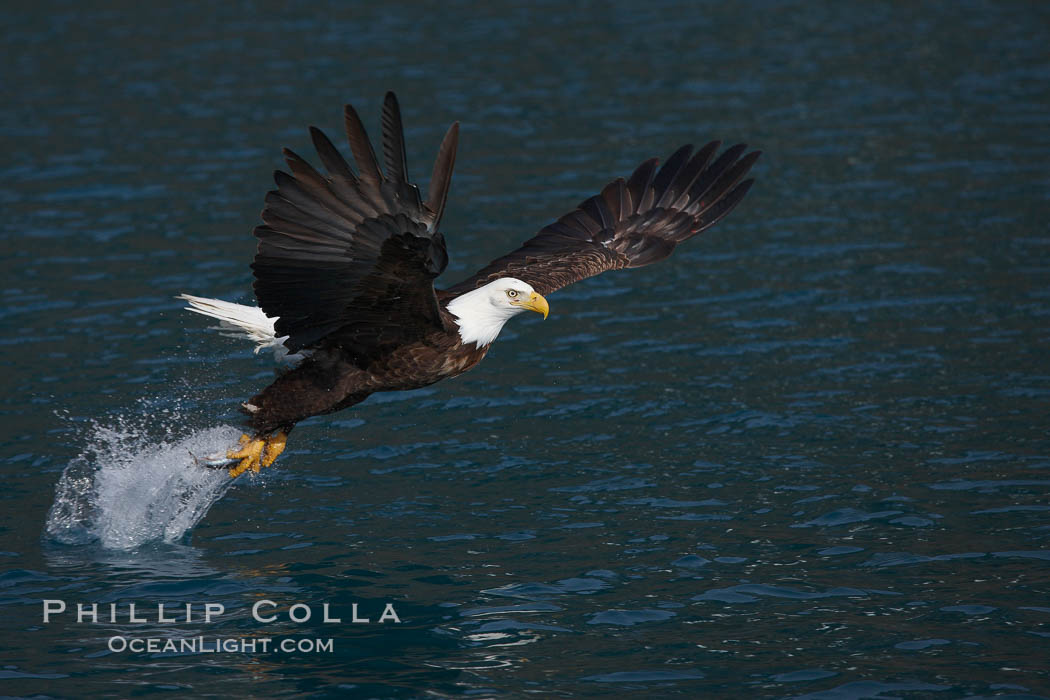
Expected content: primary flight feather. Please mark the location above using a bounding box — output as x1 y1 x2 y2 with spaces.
180 92 759 476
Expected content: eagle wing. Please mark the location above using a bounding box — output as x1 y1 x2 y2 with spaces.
251 92 459 360
443 142 759 297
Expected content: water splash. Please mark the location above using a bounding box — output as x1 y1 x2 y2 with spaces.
45 417 242 550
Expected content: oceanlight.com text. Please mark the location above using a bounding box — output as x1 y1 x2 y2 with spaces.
107 636 335 654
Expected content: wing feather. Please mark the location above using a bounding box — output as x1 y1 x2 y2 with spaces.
651 144 693 208
445 141 759 297
380 92 409 185
691 149 762 216
308 127 356 183
684 143 748 210
694 178 755 231
342 104 383 186
426 122 460 226
625 157 658 213
252 95 459 358
280 148 366 225
667 141 719 210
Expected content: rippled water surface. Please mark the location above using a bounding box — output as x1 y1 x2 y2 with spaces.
3 1 1050 697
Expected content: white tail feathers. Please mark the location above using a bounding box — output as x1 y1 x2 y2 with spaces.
177 294 304 363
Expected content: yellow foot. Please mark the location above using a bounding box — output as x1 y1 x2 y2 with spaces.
226 432 289 478
261 431 287 468
227 437 264 478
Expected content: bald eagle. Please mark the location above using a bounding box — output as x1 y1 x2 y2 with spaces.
180 93 759 477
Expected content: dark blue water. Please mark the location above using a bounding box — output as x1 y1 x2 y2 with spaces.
3 1 1050 697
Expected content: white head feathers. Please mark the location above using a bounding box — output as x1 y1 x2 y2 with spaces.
446 277 548 347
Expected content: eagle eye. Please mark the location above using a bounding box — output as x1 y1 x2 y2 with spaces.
506 290 518 299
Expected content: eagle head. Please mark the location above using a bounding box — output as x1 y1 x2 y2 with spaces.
446 277 549 347
484 278 550 319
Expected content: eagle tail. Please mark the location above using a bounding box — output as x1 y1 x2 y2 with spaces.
176 294 302 363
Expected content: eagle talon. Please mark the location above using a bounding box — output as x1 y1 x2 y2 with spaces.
262 432 287 467
225 432 288 478
227 438 264 478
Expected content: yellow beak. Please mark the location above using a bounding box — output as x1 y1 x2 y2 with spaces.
520 291 549 319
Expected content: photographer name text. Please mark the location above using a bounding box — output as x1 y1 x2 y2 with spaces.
42 599 401 625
